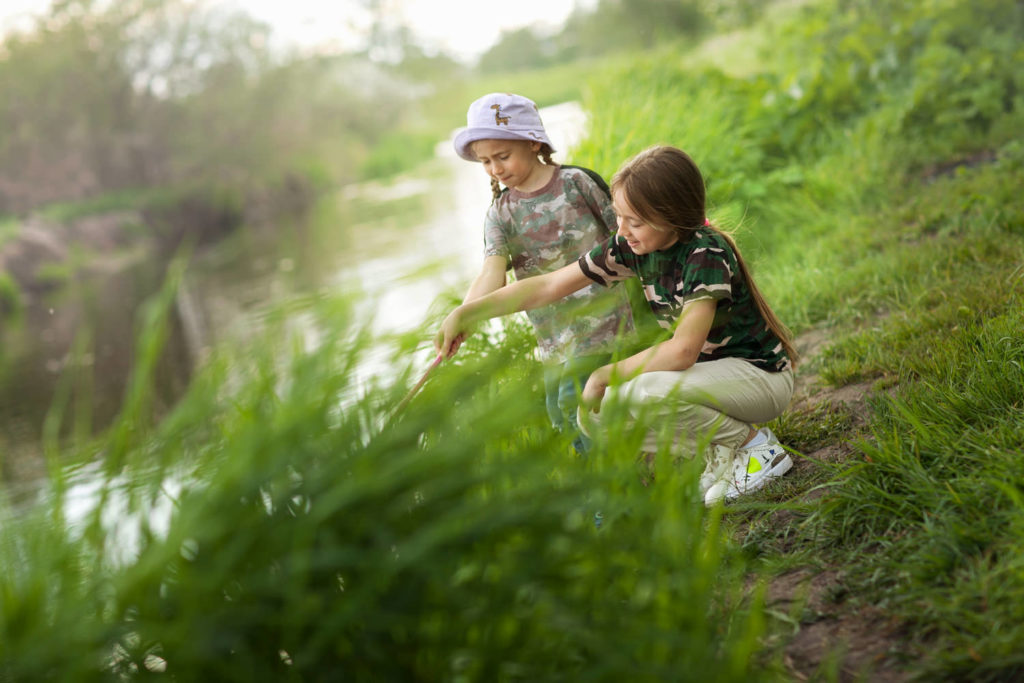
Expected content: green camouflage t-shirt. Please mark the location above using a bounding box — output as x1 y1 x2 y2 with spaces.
579 229 790 372
484 166 635 361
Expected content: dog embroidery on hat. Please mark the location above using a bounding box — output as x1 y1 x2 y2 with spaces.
491 104 510 126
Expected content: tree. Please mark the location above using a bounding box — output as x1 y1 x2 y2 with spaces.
0 0 419 216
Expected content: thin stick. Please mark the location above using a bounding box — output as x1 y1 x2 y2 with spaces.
392 352 444 417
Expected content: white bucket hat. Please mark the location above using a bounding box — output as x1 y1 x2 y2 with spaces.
453 93 556 162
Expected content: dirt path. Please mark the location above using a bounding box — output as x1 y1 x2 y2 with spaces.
753 327 912 682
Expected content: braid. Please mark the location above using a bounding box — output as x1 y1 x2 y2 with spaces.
490 176 501 201
539 144 555 165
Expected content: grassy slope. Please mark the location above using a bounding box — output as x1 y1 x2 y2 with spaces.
565 0 1024 678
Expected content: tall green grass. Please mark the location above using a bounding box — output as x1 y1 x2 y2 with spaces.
814 306 1024 678
0 275 776 680
569 0 1024 677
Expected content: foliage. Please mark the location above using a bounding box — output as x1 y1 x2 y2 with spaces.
0 1 415 216
0 271 19 316
0 286 771 681
566 0 1024 676
478 27 558 75
476 0 766 74
358 130 441 181
813 307 1024 677
771 0 1024 160
0 216 17 246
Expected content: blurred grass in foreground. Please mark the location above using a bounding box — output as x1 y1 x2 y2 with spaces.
0 275 774 680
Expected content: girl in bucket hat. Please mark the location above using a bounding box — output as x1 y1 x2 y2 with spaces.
450 92 640 454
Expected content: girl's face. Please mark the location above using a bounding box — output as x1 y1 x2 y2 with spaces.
471 139 544 192
613 189 678 254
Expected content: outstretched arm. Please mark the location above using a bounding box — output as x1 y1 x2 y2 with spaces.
439 255 509 355
581 297 717 410
435 261 593 358
463 254 507 302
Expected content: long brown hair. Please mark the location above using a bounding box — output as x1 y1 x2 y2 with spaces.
489 143 555 200
611 145 798 364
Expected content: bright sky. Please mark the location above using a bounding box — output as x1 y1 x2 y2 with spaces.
0 0 584 61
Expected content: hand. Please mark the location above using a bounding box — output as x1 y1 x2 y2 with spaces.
434 307 470 359
581 366 612 413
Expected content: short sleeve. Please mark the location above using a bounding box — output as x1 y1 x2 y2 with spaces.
579 235 634 286
683 245 733 304
482 202 509 262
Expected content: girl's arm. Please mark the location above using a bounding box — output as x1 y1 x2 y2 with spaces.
463 254 507 302
435 261 593 357
581 298 717 410
443 255 508 354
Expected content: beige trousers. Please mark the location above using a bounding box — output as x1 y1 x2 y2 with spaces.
578 357 795 457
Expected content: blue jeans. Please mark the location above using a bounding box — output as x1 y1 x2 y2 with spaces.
543 354 610 454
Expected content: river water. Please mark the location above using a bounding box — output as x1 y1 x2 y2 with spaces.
0 101 590 491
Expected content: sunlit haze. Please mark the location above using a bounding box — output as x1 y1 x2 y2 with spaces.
0 0 584 61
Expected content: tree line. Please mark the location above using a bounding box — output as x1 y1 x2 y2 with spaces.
0 0 424 218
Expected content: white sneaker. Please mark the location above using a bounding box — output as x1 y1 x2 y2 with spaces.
701 444 740 507
724 428 792 501
699 444 735 496
703 479 732 507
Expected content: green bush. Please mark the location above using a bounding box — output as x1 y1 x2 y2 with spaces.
0 271 20 318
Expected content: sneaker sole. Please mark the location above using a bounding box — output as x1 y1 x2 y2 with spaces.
703 480 730 507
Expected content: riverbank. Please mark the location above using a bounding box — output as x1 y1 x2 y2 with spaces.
0 99 588 490
0 173 326 491
0 175 321 316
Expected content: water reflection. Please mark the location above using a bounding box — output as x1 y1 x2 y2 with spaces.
0 259 193 489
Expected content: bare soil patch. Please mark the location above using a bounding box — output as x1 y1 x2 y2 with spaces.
750 326 913 682
765 568 910 682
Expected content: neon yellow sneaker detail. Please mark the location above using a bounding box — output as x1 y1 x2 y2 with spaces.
721 428 793 502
